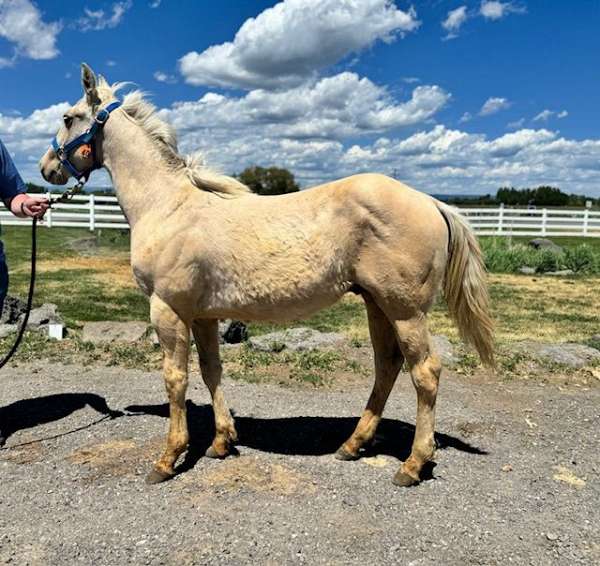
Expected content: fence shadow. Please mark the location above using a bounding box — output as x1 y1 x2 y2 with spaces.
0 393 123 447
125 401 487 477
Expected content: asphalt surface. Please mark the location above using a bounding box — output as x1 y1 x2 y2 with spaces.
0 363 598 565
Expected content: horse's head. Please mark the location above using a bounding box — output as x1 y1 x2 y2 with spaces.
39 63 116 185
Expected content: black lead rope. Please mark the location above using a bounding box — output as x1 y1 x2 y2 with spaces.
0 185 84 369
0 217 37 369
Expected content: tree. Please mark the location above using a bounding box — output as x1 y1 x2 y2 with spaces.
238 166 299 195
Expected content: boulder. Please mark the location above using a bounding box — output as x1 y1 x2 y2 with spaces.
0 323 17 339
431 335 459 365
0 295 27 324
68 236 99 256
82 321 149 344
516 341 600 369
528 238 563 253
248 327 346 352
518 266 536 275
219 320 248 344
20 303 62 329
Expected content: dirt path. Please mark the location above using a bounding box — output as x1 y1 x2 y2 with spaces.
0 363 598 565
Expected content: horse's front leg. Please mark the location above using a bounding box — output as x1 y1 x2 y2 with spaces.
192 319 237 458
146 295 190 484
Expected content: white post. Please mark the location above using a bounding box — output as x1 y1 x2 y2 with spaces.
46 191 53 228
583 208 589 237
541 208 547 236
496 203 504 234
89 194 95 232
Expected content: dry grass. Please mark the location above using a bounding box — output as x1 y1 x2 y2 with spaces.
30 254 136 289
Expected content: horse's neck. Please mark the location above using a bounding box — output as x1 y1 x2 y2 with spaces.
101 113 185 227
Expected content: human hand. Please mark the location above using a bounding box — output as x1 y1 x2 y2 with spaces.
11 194 50 219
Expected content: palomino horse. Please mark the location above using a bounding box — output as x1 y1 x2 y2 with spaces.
40 64 494 487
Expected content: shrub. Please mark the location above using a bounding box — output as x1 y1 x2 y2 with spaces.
564 245 597 274
480 238 600 274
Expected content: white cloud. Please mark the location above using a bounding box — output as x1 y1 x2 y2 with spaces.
5 97 600 196
0 0 61 63
106 59 117 67
149 0 161 7
77 1 132 32
459 112 472 123
480 1 525 21
179 0 420 89
479 97 511 116
154 71 177 84
507 118 525 129
533 109 554 122
442 6 468 40
533 109 569 122
402 77 420 84
161 73 450 140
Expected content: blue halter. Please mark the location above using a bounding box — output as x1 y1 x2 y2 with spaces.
51 101 121 181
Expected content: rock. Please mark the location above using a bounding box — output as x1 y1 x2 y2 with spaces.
518 266 536 275
0 296 27 324
0 323 17 338
545 269 574 276
20 303 62 329
516 341 600 369
82 321 149 344
219 320 248 344
248 327 346 352
68 236 99 256
528 238 563 253
431 335 459 365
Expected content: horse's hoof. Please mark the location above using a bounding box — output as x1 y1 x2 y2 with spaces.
335 447 359 461
145 468 173 484
392 470 419 487
205 445 228 459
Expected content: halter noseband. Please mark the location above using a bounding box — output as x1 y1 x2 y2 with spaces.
51 101 121 181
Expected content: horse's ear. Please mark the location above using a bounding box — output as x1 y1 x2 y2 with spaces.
81 63 100 108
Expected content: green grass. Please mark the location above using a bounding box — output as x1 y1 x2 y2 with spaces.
0 226 598 377
479 236 600 274
483 236 600 253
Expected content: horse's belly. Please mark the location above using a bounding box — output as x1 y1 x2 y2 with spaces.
198 273 352 322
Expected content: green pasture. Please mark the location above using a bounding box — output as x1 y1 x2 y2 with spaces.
0 226 598 378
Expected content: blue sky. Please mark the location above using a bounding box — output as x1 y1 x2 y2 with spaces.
1 0 599 195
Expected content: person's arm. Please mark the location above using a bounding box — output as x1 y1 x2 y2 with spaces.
0 139 48 219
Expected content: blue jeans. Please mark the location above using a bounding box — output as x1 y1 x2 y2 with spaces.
0 240 7 318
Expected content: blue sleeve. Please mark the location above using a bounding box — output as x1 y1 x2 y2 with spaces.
0 138 27 203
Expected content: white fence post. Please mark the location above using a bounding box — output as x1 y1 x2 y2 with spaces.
89 193 95 232
541 208 547 236
496 203 504 234
583 209 589 236
46 191 53 228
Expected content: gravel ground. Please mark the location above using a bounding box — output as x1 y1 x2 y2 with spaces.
0 363 598 565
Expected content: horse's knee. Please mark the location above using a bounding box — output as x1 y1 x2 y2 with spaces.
164 366 188 397
410 354 441 398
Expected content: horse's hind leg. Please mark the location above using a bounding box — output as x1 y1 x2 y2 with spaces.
336 294 404 460
391 316 441 487
146 295 191 484
192 319 237 458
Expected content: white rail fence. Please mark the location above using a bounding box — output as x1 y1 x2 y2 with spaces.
0 196 599 237
0 194 128 230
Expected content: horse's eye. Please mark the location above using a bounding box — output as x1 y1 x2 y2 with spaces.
63 115 73 128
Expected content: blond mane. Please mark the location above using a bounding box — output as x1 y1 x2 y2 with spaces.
96 77 251 197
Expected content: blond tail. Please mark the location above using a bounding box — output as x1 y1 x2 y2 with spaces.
436 202 495 367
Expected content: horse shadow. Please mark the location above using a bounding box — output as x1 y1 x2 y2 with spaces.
0 393 123 448
125 401 488 479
